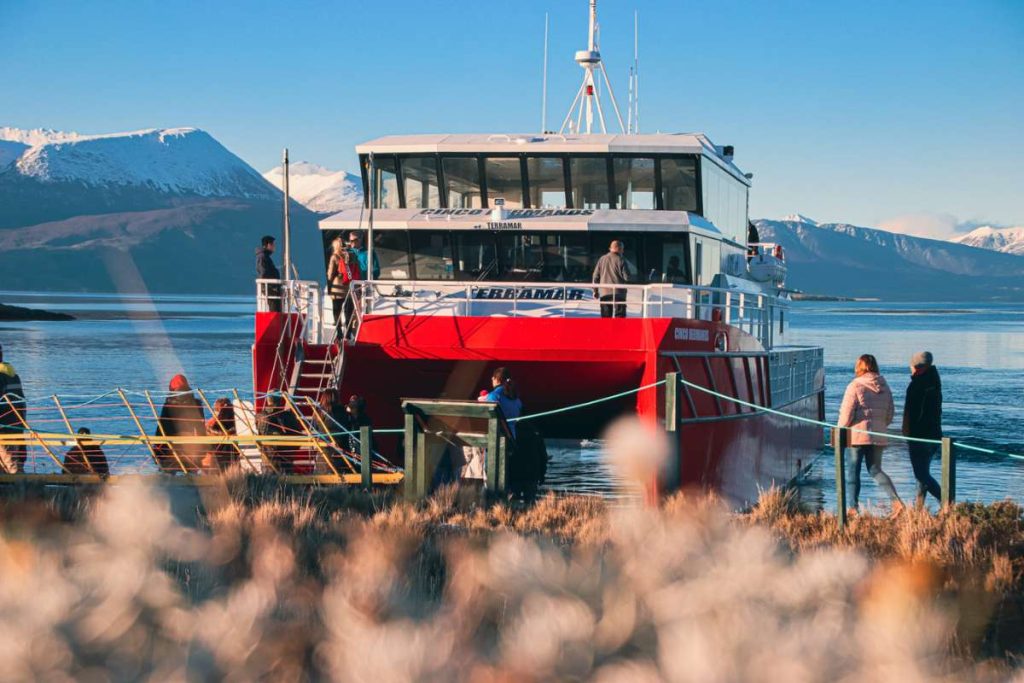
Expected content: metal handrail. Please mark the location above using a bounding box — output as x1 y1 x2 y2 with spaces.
349 279 783 346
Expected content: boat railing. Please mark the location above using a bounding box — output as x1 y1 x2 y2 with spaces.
256 278 325 345
348 280 784 348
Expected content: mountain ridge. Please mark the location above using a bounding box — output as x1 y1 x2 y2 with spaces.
755 217 1024 300
262 161 362 214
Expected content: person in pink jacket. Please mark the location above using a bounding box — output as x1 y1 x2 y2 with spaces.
838 354 902 510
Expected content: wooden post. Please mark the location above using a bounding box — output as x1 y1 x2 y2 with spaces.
359 425 373 488
664 371 679 433
833 426 847 529
485 415 500 496
403 411 417 502
941 437 956 509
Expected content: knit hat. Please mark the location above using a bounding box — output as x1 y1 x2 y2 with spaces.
169 374 190 392
910 351 933 368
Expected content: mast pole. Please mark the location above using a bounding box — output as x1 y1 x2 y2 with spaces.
634 9 640 134
541 13 549 133
282 148 291 284
367 152 375 287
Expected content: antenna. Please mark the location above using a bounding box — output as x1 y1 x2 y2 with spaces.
633 9 640 134
282 148 291 284
541 13 549 133
558 0 625 135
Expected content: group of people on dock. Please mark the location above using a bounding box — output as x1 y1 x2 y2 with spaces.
838 350 944 511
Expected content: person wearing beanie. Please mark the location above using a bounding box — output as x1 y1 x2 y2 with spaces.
154 374 206 473
0 343 27 474
902 350 943 508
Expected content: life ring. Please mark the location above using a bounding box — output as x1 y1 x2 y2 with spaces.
773 244 784 260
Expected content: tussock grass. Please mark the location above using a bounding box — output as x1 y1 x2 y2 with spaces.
0 472 1022 679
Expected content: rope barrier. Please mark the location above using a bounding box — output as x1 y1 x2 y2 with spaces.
671 375 1024 462
511 379 667 423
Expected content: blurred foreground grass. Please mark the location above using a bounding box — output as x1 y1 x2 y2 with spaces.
0 472 1022 681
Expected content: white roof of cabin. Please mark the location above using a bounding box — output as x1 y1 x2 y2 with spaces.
356 132 717 154
355 132 747 179
320 208 725 239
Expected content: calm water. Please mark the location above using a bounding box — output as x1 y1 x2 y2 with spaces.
1 292 1021 508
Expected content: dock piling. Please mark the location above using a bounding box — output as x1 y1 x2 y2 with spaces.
832 427 848 529
360 426 373 488
941 437 956 509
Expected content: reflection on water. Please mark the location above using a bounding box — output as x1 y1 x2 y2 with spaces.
0 294 1021 506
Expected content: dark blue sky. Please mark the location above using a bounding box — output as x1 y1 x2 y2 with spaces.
3 0 1022 234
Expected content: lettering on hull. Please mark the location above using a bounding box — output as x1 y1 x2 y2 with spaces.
473 287 589 301
674 327 710 342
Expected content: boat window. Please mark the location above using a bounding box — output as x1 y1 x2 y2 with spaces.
537 232 590 281
442 157 483 208
643 234 690 284
409 231 454 280
660 157 697 212
484 157 525 208
371 155 401 209
700 157 748 245
570 157 612 209
498 233 548 281
613 157 656 210
526 157 568 208
401 156 441 209
454 232 499 279
373 230 412 279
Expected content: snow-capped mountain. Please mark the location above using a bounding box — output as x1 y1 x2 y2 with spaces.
263 161 363 214
951 225 1024 256
780 213 818 226
756 217 1024 300
0 126 323 293
0 127 274 199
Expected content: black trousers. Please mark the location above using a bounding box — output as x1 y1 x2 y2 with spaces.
599 291 626 318
908 441 942 505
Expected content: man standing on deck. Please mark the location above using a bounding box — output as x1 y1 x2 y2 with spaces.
902 350 943 508
256 235 282 313
0 343 27 473
592 240 631 318
347 231 380 280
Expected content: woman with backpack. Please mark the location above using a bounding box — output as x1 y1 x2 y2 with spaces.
838 354 902 512
327 236 361 332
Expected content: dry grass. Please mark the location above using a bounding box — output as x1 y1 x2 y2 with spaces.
0 462 1022 678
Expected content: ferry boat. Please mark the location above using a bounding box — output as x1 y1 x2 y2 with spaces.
253 1 824 506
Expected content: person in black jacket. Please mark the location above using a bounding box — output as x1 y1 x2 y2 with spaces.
902 351 943 508
256 235 282 313
155 374 206 473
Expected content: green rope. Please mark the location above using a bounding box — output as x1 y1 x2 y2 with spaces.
510 379 667 423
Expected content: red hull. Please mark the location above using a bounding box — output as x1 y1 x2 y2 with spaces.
252 312 825 507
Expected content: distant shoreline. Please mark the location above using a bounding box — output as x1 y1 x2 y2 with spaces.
0 302 75 321
790 293 880 302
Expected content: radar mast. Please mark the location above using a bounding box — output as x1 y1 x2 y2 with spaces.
558 0 626 135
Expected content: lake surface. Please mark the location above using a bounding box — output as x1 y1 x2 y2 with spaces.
1 291 1021 509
